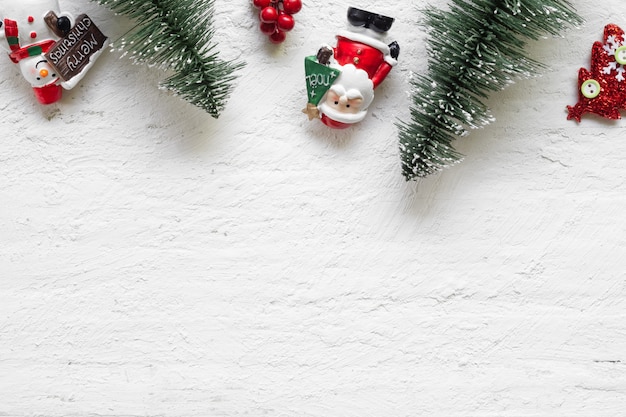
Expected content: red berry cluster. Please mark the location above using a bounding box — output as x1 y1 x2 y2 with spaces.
252 0 302 44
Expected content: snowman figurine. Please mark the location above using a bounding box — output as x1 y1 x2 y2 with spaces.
0 0 74 104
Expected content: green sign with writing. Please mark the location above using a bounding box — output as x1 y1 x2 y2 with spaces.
304 56 340 106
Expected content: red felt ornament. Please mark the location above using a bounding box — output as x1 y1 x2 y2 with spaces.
568 24 626 122
252 0 301 44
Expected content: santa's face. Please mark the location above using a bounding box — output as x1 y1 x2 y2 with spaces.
19 55 59 87
317 64 374 126
324 89 363 114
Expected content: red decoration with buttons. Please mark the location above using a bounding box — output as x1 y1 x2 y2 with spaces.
302 7 399 129
334 33 395 89
568 24 626 122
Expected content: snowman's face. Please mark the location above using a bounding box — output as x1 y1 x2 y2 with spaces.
19 55 58 87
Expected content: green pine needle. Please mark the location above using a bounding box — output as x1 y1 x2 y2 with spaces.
93 0 243 117
398 0 582 180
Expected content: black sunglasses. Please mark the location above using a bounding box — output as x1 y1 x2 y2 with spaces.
347 7 395 33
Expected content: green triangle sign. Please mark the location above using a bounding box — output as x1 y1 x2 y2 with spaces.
304 56 340 106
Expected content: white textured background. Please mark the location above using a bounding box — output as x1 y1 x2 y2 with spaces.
2 0 626 415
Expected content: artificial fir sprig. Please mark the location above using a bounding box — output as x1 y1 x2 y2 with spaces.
398 0 582 179
93 0 242 117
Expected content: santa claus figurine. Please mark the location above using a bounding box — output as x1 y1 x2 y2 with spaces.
0 0 73 104
304 6 399 129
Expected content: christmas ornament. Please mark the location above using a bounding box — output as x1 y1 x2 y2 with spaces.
397 0 582 180
0 0 107 105
94 0 242 118
252 0 302 44
567 24 626 122
303 6 399 129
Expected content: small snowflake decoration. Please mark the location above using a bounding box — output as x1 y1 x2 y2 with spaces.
602 34 626 81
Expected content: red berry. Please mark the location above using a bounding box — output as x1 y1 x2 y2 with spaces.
252 0 271 8
282 0 302 14
276 12 295 31
269 29 286 44
260 6 278 23
259 21 277 35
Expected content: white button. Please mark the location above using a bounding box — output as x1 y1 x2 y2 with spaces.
616 46 626 65
581 79 600 99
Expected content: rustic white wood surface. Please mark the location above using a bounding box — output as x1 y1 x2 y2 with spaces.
1 0 625 416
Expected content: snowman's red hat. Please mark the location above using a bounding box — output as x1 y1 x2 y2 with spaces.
32 82 63 104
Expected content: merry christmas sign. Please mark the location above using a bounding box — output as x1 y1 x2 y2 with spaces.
45 14 108 82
